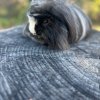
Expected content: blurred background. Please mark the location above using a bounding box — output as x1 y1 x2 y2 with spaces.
0 0 100 30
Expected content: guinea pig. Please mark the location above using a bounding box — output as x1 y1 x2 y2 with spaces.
24 0 92 50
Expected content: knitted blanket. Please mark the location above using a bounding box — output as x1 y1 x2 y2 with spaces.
0 26 100 100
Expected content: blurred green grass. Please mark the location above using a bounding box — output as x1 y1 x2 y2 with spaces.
0 0 100 31
0 0 28 29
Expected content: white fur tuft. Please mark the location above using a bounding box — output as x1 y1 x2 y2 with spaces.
28 15 37 35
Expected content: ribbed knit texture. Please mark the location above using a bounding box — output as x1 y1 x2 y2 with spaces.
0 26 100 100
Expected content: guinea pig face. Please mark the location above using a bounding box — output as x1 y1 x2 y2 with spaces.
28 13 69 50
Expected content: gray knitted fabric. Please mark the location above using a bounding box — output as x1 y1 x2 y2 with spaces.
0 26 100 100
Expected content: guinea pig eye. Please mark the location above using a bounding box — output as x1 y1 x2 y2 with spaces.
43 18 51 26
